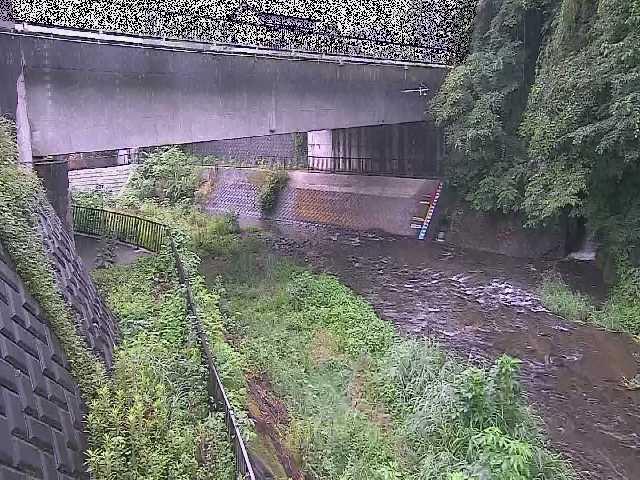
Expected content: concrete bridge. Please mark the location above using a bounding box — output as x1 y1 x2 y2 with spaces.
0 22 448 159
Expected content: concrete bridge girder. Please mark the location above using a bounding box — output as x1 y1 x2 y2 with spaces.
1 23 448 157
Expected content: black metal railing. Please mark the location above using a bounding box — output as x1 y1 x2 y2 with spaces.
71 205 256 478
170 240 256 480
72 205 167 252
199 154 439 179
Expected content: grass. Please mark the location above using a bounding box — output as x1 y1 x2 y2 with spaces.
203 236 576 480
539 275 594 322
90 249 236 480
539 268 640 336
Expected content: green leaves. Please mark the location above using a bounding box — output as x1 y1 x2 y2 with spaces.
125 147 201 206
0 118 107 400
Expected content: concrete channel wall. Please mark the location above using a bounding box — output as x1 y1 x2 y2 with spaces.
204 167 440 236
0 198 118 479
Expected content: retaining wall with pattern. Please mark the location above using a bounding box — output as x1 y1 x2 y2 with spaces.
0 198 118 479
204 167 439 236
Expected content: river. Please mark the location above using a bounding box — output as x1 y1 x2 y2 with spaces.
258 221 640 480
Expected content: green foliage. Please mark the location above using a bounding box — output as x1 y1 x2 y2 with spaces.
287 271 395 358
539 274 594 322
258 169 288 214
434 0 640 338
125 147 202 205
206 236 574 480
72 189 116 208
373 340 574 480
90 247 237 479
592 262 640 335
0 117 106 400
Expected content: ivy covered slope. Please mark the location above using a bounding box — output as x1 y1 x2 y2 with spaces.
0 117 106 399
433 0 640 332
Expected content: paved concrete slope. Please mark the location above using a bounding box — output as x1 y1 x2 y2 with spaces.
205 167 440 236
1 23 447 156
68 165 137 196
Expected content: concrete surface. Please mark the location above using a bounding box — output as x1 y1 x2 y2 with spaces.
204 167 440 236
68 164 137 195
74 234 150 271
0 23 448 156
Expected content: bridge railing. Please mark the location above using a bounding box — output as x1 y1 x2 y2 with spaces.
197 154 440 179
71 206 256 479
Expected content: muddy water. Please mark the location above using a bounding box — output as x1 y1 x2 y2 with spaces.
260 222 640 480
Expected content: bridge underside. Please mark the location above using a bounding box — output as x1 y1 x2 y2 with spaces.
0 23 448 157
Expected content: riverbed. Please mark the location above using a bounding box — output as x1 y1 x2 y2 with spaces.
258 221 640 480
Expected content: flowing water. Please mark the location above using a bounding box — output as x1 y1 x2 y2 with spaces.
260 221 640 480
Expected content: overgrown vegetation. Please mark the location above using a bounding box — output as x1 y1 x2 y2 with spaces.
204 237 575 479
0 117 106 400
71 146 246 477
124 147 202 205
89 247 235 479
257 169 288 214
433 0 640 334
539 274 593 323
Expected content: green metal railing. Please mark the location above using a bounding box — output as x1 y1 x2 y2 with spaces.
71 205 256 479
72 205 167 252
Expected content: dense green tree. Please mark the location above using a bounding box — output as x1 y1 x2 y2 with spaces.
434 0 640 261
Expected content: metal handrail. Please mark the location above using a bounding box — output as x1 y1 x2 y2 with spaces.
170 240 256 480
199 154 440 179
71 205 167 252
71 205 256 479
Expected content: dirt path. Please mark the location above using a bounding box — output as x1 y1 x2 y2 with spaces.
262 222 640 480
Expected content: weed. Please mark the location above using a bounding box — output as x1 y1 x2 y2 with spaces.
203 236 575 480
258 169 288 213
539 274 593 322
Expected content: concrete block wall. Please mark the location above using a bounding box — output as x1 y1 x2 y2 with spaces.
0 244 88 479
204 167 439 236
0 196 119 479
184 133 304 164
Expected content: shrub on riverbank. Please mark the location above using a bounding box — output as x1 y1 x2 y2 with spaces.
258 169 288 214
539 275 593 323
125 147 202 205
204 237 575 480
539 268 640 336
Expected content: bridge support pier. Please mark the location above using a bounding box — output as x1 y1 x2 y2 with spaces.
33 156 73 233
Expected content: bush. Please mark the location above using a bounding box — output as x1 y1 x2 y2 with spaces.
373 340 574 480
125 147 202 205
592 262 640 335
258 169 288 213
90 241 240 479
